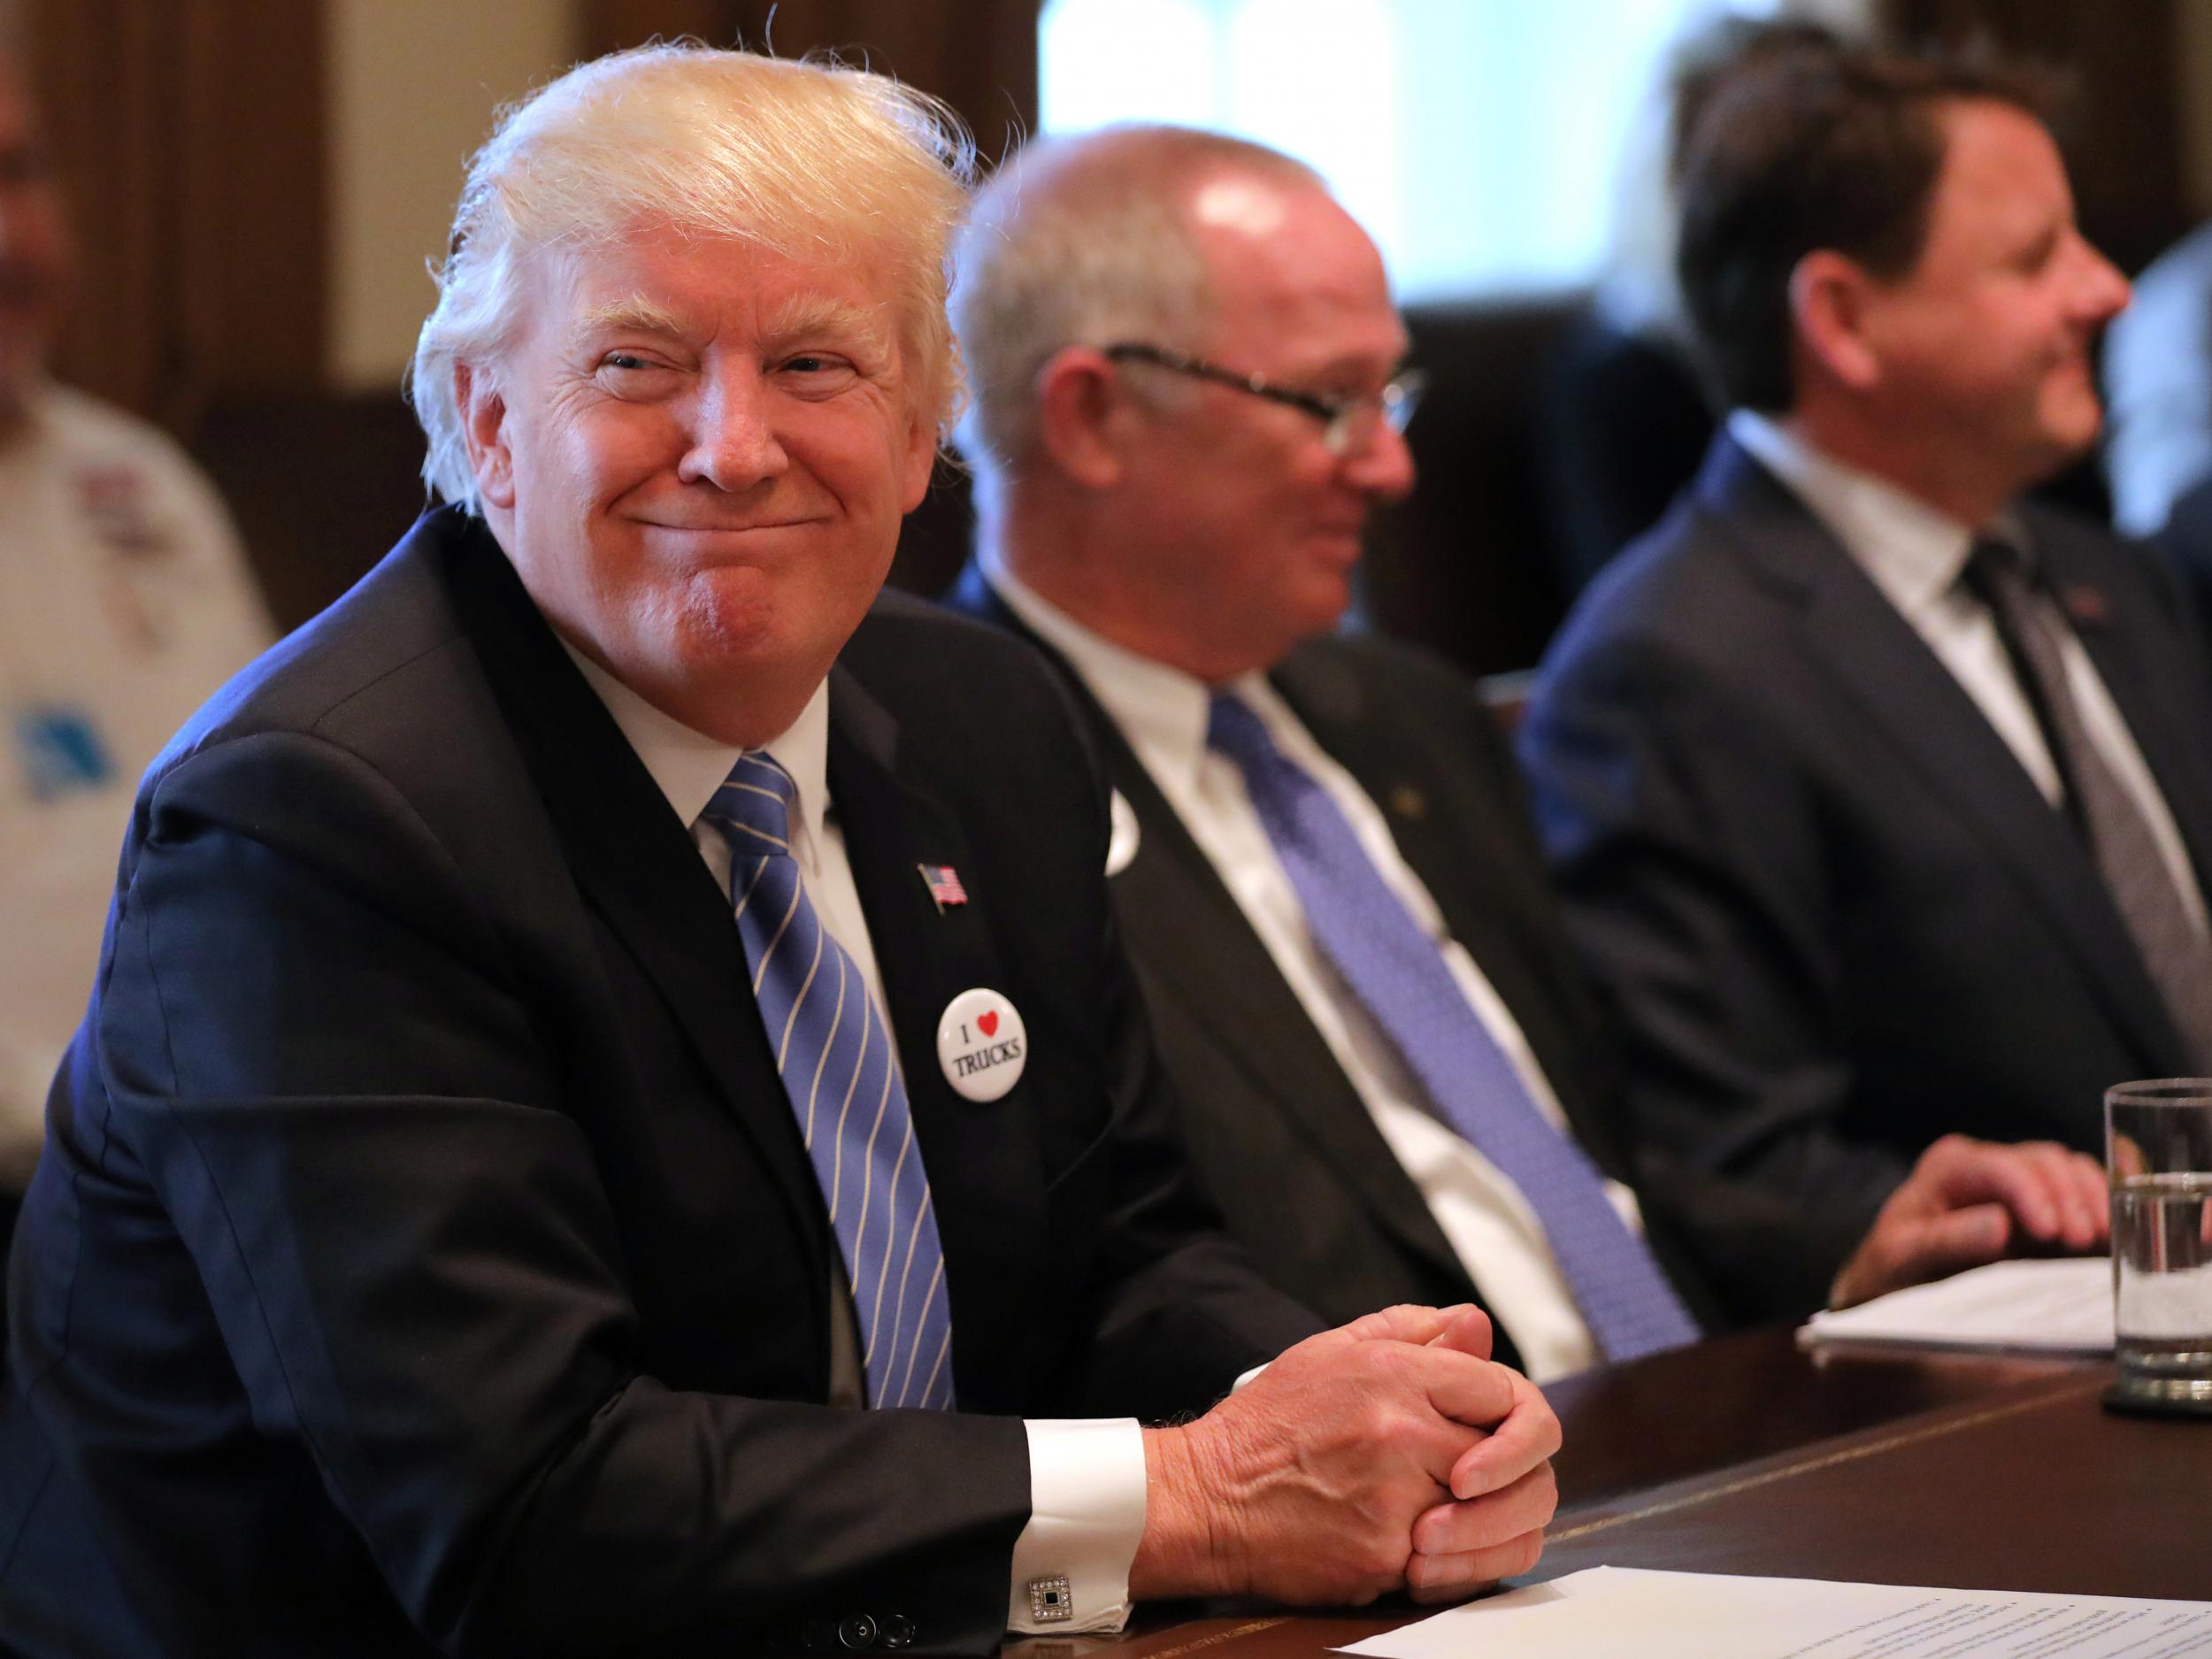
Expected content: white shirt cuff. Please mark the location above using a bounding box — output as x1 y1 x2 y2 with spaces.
1007 1417 1147 1634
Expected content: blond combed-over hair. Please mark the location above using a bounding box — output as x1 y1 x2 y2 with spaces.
411 42 975 514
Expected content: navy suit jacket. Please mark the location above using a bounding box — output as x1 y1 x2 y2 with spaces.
1521 434 2212 1278
0 508 1315 1657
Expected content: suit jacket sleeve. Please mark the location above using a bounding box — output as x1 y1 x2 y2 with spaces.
1520 632 1899 1311
1056 892 1325 1421
96 727 1032 1655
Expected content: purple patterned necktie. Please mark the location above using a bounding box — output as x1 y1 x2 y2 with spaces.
703 753 956 1409
1209 693 1698 1363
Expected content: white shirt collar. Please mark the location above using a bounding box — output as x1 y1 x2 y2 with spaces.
1726 408 1982 616
560 641 833 861
980 558 1269 794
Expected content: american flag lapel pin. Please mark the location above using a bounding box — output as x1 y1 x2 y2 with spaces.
918 863 968 911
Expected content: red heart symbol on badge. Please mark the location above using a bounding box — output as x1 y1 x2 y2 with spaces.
978 1011 1000 1038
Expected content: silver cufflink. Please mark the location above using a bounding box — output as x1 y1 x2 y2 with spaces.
1026 1574 1074 1623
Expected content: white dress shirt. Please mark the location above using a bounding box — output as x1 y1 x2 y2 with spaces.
564 649 1147 1637
1729 411 2208 937
984 561 1649 1384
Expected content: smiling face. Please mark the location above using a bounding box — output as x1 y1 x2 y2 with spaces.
1110 176 1413 680
1858 98 2130 500
461 224 937 746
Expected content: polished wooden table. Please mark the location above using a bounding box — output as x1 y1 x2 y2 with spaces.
1013 1326 2211 1656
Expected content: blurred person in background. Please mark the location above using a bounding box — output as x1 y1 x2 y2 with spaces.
1523 39 2170 1291
0 47 273 1222
2103 217 2212 538
2107 218 2212 641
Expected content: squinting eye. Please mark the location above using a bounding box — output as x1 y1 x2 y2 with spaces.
601 353 652 373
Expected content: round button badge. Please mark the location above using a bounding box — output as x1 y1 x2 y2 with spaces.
936 987 1027 1102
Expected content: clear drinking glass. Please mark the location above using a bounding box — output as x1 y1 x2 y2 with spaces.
2105 1079 2212 1416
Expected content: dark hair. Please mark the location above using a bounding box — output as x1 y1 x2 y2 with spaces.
1664 16 1843 186
1675 42 2057 412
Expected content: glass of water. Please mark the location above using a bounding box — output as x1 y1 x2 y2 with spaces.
2106 1079 2212 1416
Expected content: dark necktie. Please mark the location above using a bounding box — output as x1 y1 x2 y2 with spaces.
1208 692 1698 1363
703 754 956 1409
1967 538 2212 1069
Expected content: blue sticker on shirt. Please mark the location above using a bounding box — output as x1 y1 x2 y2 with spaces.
17 705 116 799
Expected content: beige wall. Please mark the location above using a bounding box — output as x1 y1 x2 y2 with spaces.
325 0 581 391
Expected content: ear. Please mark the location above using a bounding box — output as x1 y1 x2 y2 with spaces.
1788 250 1882 393
898 396 937 514
455 360 517 511
1033 346 1130 491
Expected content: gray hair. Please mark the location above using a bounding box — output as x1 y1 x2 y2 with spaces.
949 124 1321 496
411 42 975 513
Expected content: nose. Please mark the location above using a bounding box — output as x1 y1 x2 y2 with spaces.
1340 418 1416 504
2072 234 2131 325
676 362 789 492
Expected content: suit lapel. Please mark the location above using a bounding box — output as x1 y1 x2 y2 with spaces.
440 516 831 1286
2041 523 2212 895
826 662 1047 1415
1701 442 2186 1071
949 568 1467 1288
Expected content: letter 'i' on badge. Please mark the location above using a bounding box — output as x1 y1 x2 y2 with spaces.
936 987 1027 1102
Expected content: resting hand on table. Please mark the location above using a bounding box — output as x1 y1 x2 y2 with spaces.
1130 1303 1559 1609
1830 1133 2108 1309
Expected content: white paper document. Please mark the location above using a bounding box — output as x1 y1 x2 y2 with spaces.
1337 1567 2212 1659
1797 1256 2112 1354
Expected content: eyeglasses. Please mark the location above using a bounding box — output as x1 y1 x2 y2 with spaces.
1102 342 1425 457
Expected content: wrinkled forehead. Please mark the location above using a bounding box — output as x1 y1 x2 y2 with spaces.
509 226 907 364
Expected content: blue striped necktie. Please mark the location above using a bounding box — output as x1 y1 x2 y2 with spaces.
1207 692 1698 1363
703 753 956 1409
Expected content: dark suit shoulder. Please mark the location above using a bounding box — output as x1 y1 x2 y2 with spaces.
1287 628 1494 710
847 585 1113 815
1548 495 1767 674
853 585 1080 714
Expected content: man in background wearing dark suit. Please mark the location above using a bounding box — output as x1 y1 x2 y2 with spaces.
0 48 1563 1655
940 125 2092 1353
1522 41 2165 1295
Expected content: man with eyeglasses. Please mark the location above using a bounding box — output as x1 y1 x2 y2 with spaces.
943 124 2105 1363
940 124 1728 1377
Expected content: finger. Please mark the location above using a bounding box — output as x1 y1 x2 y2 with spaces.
1414 1462 1557 1556
2057 1149 2111 1248
1332 1303 1463 1347
1407 1346 1523 1435
1425 1304 1494 1363
2013 1141 2101 1247
1904 1202 2013 1281
1925 1138 2061 1238
1448 1373 1561 1497
1404 1530 1547 1604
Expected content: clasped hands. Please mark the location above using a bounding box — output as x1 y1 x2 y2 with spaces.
1132 1304 1559 1609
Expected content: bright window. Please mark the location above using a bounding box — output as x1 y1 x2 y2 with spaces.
1038 0 1805 301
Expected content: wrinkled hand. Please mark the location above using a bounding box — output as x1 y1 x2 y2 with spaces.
1130 1305 1559 1609
1831 1133 2108 1309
